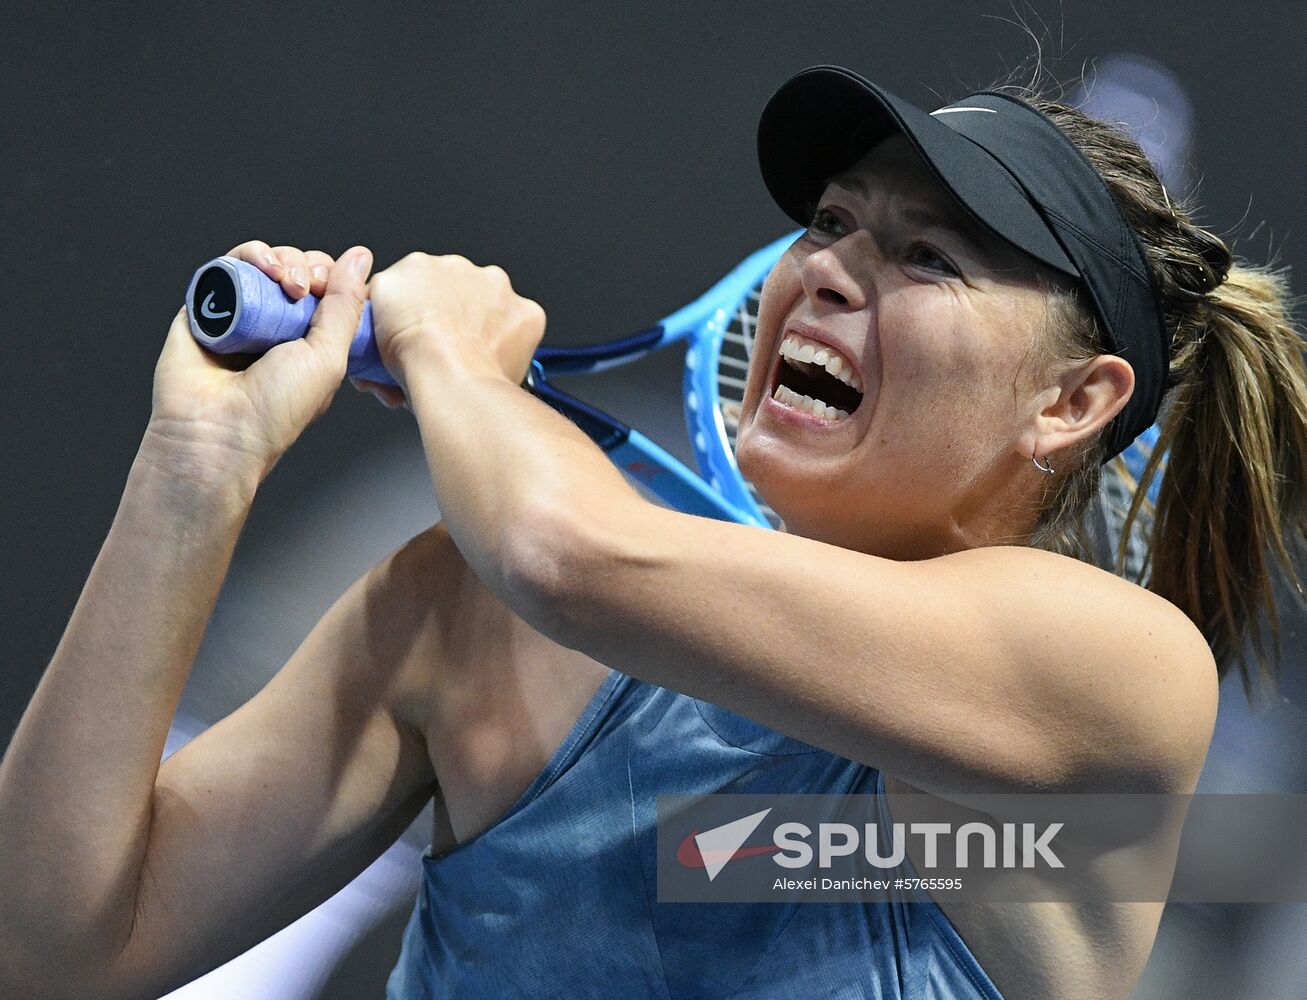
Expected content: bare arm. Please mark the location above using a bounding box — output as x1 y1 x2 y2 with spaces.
111 513 439 1000
0 426 447 1000
528 517 1217 795
0 426 257 967
0 242 447 998
0 430 261 983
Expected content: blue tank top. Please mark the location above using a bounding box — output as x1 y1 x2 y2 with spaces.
386 669 1004 999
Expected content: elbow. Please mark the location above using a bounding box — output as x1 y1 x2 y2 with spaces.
0 911 74 998
0 946 99 1000
0 882 141 1000
501 500 630 650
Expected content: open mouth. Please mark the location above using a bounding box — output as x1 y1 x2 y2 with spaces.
770 332 864 421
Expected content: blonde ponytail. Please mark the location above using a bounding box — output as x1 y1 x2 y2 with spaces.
1007 87 1307 695
1125 265 1307 691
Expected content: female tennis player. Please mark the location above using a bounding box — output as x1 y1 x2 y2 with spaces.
4 66 1306 1000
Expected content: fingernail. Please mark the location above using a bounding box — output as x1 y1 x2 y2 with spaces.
311 265 329 284
289 266 308 290
352 250 374 280
263 253 283 276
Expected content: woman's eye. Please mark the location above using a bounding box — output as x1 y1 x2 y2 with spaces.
906 243 959 277
807 206 848 238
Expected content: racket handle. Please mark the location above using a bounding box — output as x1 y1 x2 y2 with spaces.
184 256 396 386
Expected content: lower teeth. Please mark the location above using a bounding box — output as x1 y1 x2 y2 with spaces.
772 384 850 420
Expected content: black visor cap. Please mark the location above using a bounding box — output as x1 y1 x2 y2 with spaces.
757 65 1168 463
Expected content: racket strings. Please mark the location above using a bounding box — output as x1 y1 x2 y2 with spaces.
715 286 784 529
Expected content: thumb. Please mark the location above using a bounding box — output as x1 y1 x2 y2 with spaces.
156 305 213 371
157 305 194 360
303 246 374 369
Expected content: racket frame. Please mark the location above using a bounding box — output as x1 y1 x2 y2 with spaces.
527 231 800 528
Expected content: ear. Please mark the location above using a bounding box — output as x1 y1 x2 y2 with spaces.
1018 355 1135 462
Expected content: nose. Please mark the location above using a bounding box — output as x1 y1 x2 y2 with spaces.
799 234 870 311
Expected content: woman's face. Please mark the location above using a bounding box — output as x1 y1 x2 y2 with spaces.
735 134 1065 557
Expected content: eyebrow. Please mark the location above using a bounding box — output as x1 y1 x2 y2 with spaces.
826 176 996 263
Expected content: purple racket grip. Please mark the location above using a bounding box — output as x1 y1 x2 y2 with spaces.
184 256 395 386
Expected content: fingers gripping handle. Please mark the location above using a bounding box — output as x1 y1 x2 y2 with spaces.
185 256 396 385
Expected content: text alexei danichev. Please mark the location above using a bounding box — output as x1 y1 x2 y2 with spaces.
772 877 965 891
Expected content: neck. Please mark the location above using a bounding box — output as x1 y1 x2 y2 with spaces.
788 458 1044 560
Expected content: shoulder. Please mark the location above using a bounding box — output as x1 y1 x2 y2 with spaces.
921 545 1218 792
921 543 1195 631
928 544 1206 660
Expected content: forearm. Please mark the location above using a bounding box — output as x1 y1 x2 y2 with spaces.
405 359 641 607
0 425 259 971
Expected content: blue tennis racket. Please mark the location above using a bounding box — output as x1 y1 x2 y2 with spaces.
186 233 801 529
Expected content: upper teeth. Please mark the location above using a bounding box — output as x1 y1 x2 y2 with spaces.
779 333 864 392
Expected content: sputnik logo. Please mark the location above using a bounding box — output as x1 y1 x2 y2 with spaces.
676 807 779 881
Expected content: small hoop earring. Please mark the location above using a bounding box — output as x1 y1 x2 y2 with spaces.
1032 454 1055 474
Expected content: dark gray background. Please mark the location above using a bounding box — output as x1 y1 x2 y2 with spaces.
3 2 1304 723
3 3 1306 997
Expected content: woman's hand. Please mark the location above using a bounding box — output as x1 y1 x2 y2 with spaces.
363 252 546 398
149 240 373 481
